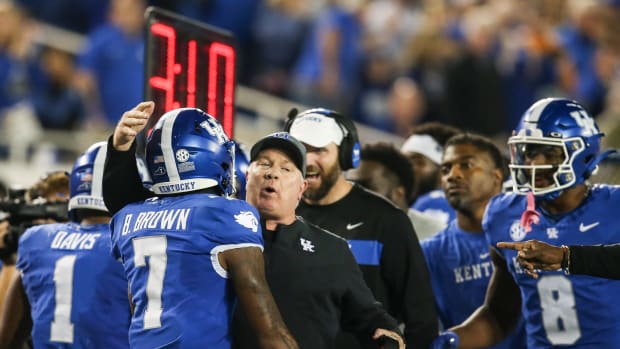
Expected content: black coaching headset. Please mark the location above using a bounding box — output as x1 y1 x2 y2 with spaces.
284 108 361 170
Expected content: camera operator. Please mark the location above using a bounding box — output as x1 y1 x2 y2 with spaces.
24 171 70 225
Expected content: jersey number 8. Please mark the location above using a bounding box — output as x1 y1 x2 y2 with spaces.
537 275 581 345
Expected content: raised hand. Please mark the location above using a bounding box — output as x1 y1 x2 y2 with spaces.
113 101 155 151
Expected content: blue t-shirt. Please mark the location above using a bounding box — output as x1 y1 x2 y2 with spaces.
77 24 143 126
17 222 130 348
293 5 361 89
412 189 456 226
110 193 263 349
484 185 620 348
422 221 525 349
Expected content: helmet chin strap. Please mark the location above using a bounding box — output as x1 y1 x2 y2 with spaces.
520 192 541 233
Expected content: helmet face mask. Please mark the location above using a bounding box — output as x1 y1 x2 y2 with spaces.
508 98 603 200
146 108 235 196
509 136 583 196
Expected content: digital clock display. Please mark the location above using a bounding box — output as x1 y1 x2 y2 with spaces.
144 7 237 137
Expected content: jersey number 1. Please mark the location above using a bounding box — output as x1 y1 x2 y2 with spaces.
132 235 168 329
50 255 77 343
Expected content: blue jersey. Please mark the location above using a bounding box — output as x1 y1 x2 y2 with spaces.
17 222 130 348
422 221 526 349
484 185 620 348
412 189 456 226
110 193 263 349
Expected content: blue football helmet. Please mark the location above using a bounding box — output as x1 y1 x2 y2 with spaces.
146 108 235 195
68 141 108 220
233 141 250 200
508 98 608 199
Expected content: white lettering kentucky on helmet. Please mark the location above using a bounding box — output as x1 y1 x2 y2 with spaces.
234 211 259 232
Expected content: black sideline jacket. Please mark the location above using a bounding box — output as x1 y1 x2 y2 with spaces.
297 184 438 349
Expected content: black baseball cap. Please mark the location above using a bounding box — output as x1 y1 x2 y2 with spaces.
250 132 306 177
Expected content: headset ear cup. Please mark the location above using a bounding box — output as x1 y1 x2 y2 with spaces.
338 136 351 170
319 111 356 170
283 107 299 132
332 114 359 170
337 137 360 170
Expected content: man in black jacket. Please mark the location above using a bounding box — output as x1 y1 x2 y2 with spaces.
286 108 438 348
234 132 403 348
102 101 404 348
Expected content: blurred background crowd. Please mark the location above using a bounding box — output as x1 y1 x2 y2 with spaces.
0 0 619 188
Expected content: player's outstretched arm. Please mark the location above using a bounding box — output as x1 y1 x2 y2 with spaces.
0 273 30 349
496 240 564 278
222 247 298 349
499 241 620 280
448 248 522 348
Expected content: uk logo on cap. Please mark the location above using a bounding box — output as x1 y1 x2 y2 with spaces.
270 132 291 140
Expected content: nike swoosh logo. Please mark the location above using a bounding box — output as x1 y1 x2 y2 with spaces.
579 222 599 232
346 222 364 230
479 253 490 259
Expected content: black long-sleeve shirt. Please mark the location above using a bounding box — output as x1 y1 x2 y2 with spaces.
102 138 153 214
570 244 620 280
296 184 438 349
101 138 400 347
233 219 398 348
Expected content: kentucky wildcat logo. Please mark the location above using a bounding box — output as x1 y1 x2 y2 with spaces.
200 119 229 145
235 211 259 233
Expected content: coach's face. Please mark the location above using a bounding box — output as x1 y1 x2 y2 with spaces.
246 148 307 223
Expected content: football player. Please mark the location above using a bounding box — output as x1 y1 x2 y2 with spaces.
0 142 130 348
432 98 620 348
106 103 297 348
422 133 526 349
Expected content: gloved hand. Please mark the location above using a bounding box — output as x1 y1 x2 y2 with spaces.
429 331 459 349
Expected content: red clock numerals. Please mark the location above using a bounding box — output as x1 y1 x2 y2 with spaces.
149 22 179 111
186 39 197 107
148 21 235 136
208 42 235 137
